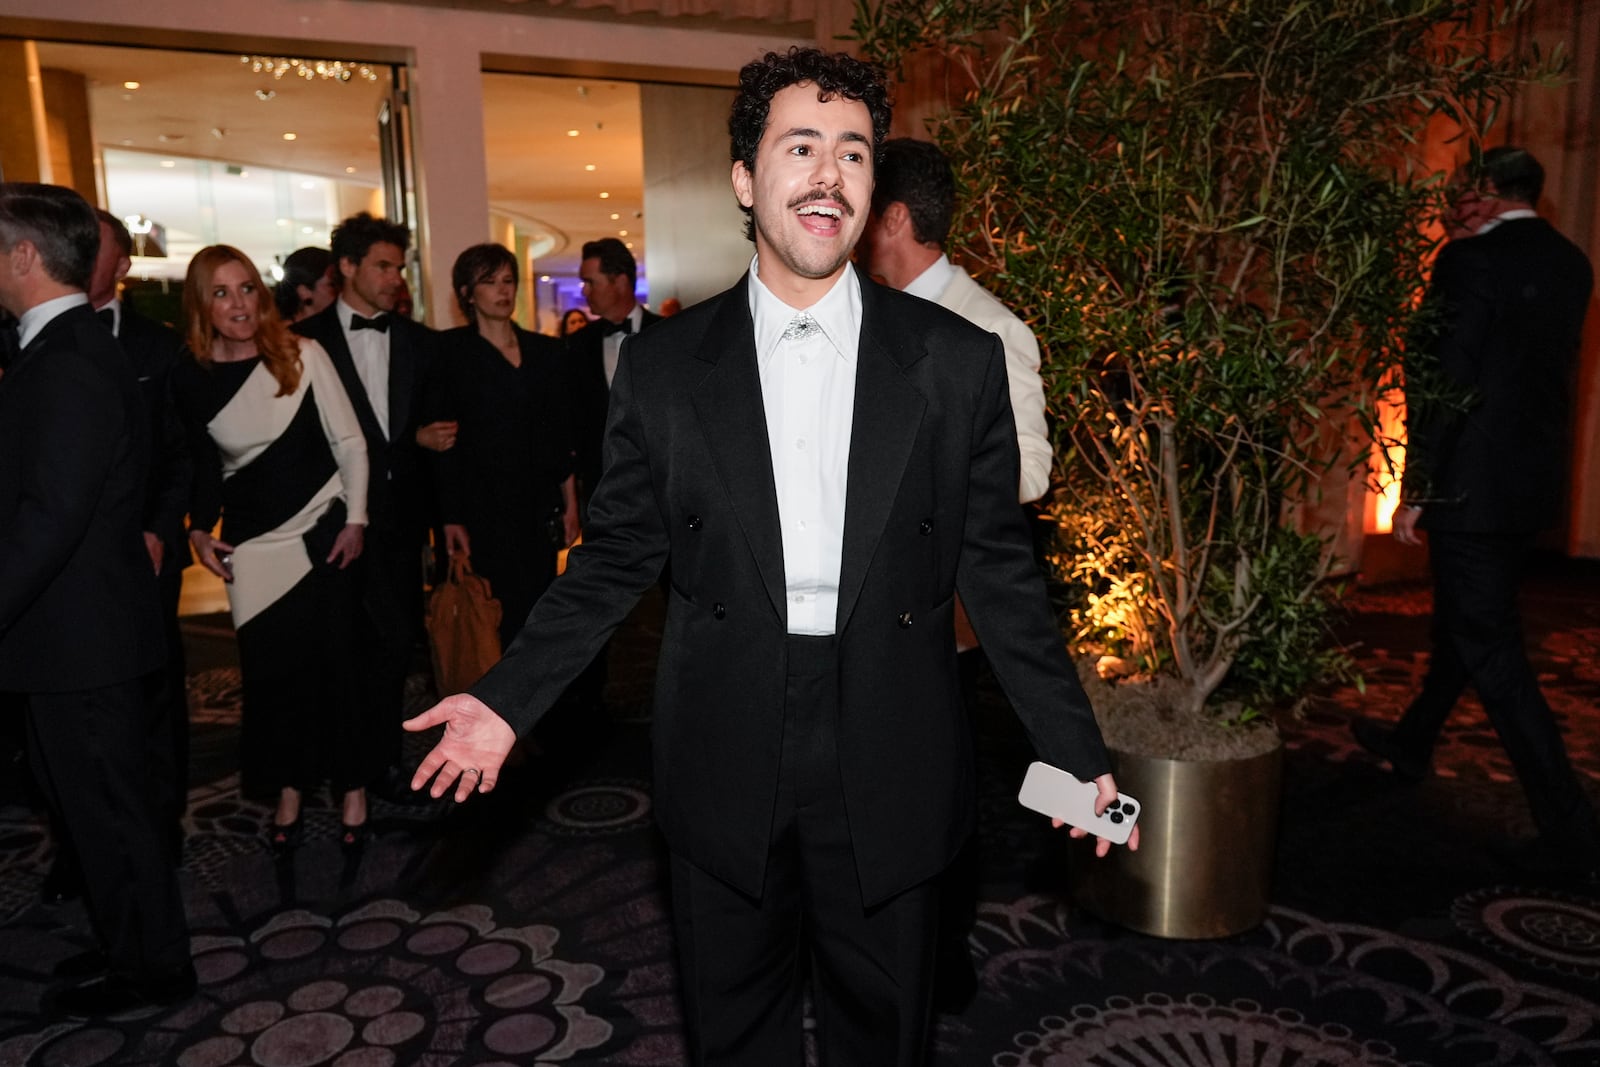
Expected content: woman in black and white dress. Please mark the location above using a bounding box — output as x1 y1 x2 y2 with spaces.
174 244 375 853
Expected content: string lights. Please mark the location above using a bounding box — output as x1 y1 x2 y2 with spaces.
240 56 379 83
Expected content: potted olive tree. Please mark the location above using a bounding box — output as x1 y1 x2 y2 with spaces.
854 0 1555 936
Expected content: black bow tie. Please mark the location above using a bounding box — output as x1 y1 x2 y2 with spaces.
97 307 116 330
350 313 390 333
600 318 633 337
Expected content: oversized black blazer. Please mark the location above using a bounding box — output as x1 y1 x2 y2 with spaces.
1403 217 1594 533
474 273 1109 905
428 324 575 525
117 306 192 572
0 303 164 691
293 305 437 539
565 308 662 495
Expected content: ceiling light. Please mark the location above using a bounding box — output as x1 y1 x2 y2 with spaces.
585 164 596 172
210 127 227 139
345 166 356 173
302 225 314 234
599 192 610 199
567 129 580 138
123 80 140 90
282 133 297 141
610 213 620 220
159 160 176 168
242 55 378 82
625 242 634 249
157 133 184 143
255 89 276 101
618 229 629 237
540 275 551 282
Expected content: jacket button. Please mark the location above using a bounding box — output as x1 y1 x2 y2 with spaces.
713 602 726 620
897 611 913 628
919 519 933 535
687 515 702 531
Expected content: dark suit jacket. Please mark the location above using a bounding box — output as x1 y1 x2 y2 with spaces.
475 274 1109 905
1403 217 1594 533
566 308 662 496
293 305 436 540
429 324 575 527
0 303 164 692
117 306 192 574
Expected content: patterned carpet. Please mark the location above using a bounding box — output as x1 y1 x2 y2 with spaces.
1 560 1598 1067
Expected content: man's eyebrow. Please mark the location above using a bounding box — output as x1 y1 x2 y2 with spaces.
774 126 871 146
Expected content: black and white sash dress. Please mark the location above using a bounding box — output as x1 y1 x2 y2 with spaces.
177 338 374 793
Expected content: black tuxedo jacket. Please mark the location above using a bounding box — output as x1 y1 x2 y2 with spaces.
1404 217 1594 533
475 274 1109 905
293 305 436 539
116 306 192 573
0 303 164 691
566 308 662 495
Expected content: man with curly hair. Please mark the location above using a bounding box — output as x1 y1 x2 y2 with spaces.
406 48 1132 1064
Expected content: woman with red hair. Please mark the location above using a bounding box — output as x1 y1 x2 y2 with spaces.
174 244 375 854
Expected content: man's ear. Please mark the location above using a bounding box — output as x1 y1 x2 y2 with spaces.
732 160 754 209
339 256 358 282
881 201 911 240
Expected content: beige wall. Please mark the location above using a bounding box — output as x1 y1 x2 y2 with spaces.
0 40 49 183
1 0 807 323
640 82 750 311
40 67 95 197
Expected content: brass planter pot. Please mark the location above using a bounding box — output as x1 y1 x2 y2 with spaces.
1067 742 1284 939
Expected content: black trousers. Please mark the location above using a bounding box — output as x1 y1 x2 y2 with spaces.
358 525 424 772
1396 531 1600 847
669 635 940 1067
26 677 192 985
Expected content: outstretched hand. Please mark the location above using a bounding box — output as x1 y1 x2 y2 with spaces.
1055 772 1141 855
402 693 517 803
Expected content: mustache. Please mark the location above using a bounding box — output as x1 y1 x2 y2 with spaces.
787 187 854 217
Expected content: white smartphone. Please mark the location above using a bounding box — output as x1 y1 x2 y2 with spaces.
1017 761 1140 845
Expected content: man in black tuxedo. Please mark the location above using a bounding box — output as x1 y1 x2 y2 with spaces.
90 209 192 855
567 236 662 510
563 237 662 717
0 182 194 1016
1354 147 1600 881
404 49 1134 1065
294 213 439 810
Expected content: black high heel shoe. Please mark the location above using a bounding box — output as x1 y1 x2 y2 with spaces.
268 818 303 857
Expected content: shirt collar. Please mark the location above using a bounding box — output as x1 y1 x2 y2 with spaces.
18 293 90 350
95 296 123 335
747 255 861 367
1476 208 1539 235
902 253 958 303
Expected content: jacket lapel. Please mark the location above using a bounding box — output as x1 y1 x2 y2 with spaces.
307 309 385 447
690 281 787 621
386 320 412 442
835 279 927 633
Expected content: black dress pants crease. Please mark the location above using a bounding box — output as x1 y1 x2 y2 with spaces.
670 634 940 1067
1401 532 1600 849
26 678 192 985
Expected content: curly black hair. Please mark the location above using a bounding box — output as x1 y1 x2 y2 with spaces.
331 211 409 271
728 47 893 241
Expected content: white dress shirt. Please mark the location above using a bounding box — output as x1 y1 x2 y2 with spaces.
748 257 861 636
602 303 646 389
337 297 390 439
17 293 89 349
